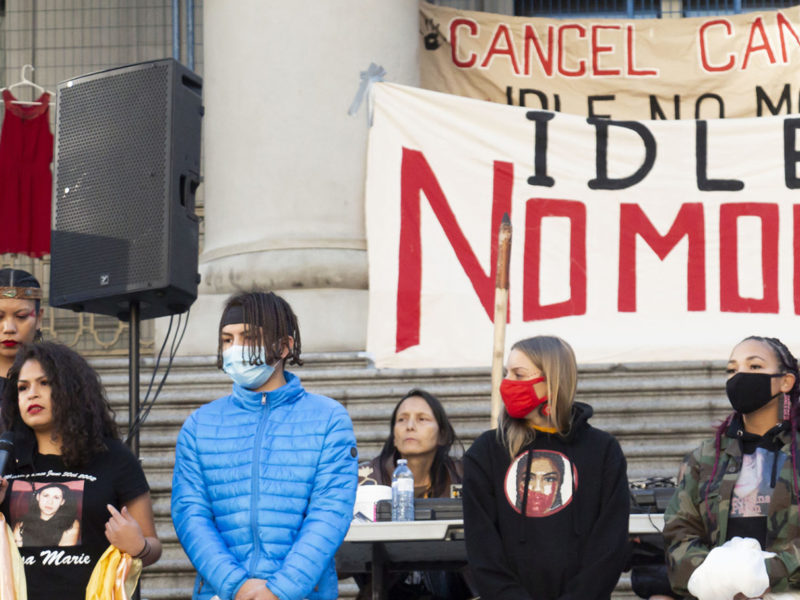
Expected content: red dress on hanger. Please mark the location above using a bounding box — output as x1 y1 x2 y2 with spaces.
0 89 53 257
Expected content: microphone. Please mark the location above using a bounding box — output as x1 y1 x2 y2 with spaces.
0 432 14 477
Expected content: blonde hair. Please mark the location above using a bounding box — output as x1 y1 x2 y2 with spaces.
497 336 578 459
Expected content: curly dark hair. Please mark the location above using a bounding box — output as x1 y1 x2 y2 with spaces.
1 342 119 468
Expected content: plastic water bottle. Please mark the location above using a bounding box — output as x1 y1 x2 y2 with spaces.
391 458 415 521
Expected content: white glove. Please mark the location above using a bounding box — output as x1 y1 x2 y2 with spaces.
687 537 776 600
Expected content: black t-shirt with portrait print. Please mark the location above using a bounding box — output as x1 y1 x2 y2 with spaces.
0 438 149 600
726 422 786 548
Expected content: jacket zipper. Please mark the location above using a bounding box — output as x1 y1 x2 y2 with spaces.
248 392 269 575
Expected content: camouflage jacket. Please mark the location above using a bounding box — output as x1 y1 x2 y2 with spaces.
663 426 800 597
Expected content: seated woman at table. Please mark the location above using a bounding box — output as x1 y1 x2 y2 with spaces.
462 335 630 600
356 388 472 600
664 336 800 599
359 388 462 497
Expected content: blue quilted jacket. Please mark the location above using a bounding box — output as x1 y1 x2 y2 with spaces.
171 372 358 600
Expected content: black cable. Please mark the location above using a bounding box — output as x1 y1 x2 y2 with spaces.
133 310 189 434
124 309 189 443
124 315 174 444
141 315 174 411
149 310 189 408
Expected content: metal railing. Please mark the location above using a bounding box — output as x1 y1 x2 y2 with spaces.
432 0 797 16
514 0 661 17
683 0 797 15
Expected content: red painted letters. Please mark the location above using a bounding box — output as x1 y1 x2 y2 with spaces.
396 148 512 352
523 199 587 321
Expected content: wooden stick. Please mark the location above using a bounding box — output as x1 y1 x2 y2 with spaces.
490 213 512 428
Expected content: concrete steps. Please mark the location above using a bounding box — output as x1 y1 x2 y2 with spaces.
90 352 728 599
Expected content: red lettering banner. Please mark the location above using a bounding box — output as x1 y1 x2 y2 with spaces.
365 82 800 367
419 1 800 119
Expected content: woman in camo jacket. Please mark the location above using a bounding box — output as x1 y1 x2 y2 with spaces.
664 336 800 598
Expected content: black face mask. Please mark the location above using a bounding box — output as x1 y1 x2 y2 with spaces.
725 372 784 414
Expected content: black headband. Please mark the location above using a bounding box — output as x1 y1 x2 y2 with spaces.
220 305 245 327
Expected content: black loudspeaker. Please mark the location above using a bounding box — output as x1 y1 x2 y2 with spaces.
50 58 203 321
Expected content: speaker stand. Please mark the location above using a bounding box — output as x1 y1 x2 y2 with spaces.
127 301 142 600
127 301 140 457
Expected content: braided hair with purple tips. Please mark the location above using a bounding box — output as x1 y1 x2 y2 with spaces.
705 336 800 522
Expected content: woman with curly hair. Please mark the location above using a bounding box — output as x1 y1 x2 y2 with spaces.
0 342 161 600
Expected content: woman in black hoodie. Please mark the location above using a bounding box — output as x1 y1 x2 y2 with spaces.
462 335 630 599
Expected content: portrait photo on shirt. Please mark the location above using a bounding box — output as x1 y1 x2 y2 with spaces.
504 450 577 517
9 480 84 547
730 447 786 518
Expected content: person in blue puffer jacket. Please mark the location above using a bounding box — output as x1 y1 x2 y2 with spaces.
171 291 359 600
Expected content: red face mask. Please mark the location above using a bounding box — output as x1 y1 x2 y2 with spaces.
500 376 548 418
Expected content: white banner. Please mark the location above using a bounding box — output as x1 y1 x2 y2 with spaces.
365 82 800 368
419 2 800 119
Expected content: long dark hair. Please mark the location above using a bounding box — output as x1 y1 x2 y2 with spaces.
1 342 119 468
706 336 800 519
17 482 79 546
216 291 303 369
377 389 462 498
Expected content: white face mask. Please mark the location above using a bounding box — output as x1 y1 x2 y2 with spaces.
221 345 275 390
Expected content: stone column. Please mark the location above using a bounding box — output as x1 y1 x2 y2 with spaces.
172 0 419 354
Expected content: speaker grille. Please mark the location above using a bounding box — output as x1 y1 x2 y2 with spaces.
53 63 170 293
51 58 201 320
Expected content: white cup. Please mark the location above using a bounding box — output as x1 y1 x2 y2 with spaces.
353 485 392 522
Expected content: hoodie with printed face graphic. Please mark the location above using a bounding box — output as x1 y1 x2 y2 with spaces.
463 402 630 600
514 451 566 517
